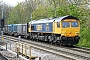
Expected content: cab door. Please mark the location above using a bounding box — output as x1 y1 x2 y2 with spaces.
53 22 61 34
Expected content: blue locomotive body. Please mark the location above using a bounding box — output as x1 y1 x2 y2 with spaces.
31 23 53 33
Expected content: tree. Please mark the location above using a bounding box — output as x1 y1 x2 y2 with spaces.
0 1 12 24
32 5 48 20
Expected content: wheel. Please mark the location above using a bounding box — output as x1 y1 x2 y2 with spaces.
55 42 57 45
51 41 53 44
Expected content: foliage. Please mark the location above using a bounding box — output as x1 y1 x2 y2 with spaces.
77 27 90 48
0 1 12 24
8 3 26 24
32 5 48 20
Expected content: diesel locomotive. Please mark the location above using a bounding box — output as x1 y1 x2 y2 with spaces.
4 15 80 46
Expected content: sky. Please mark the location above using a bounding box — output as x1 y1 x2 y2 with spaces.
2 0 25 6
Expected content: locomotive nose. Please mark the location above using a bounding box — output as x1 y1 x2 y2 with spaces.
61 28 79 37
69 32 71 34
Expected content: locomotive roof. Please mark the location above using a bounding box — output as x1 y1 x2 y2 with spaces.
31 15 79 24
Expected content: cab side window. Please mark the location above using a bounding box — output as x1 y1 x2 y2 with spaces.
57 22 60 28
28 24 30 28
46 23 49 31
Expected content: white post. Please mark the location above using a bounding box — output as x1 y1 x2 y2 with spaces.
18 36 21 42
2 6 4 19
17 36 21 58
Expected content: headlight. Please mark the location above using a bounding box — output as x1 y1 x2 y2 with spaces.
61 32 66 36
75 32 79 35
62 34 65 36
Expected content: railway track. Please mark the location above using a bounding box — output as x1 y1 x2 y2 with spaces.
70 46 90 54
73 46 90 53
3 35 90 60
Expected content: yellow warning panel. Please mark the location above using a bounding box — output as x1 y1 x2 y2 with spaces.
2 37 4 41
23 44 26 55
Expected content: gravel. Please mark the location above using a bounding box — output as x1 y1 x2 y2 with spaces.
2 39 71 60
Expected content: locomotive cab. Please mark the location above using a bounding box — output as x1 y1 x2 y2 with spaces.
61 19 80 37
60 18 80 45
